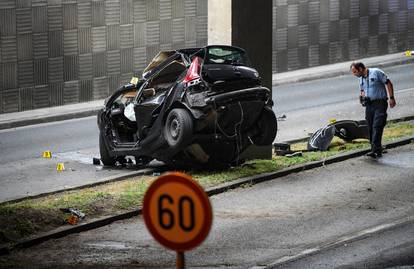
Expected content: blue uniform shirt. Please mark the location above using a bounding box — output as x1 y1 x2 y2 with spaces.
359 68 388 100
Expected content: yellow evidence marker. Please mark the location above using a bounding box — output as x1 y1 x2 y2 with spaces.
329 118 337 124
42 150 52 158
405 50 413 57
56 163 65 171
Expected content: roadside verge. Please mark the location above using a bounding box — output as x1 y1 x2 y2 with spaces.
1 135 413 256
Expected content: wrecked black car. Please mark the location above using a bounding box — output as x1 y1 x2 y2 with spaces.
97 45 277 168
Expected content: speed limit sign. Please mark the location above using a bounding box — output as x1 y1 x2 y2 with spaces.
142 172 213 252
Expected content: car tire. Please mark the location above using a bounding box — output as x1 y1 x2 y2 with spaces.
99 132 116 166
252 107 278 146
164 108 193 149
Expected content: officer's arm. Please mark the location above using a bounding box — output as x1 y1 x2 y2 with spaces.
386 79 396 108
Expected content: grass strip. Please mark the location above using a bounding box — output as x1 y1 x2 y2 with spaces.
1 121 414 245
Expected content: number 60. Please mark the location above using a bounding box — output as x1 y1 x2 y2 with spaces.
158 194 195 232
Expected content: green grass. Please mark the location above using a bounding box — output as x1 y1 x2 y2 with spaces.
1 121 414 245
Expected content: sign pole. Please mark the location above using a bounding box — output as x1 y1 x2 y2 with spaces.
176 251 185 269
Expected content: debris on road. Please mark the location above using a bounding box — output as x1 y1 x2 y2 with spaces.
60 208 85 225
92 157 101 165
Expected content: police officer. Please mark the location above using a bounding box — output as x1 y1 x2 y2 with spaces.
350 62 396 158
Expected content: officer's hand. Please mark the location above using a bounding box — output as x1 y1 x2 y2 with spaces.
389 98 396 108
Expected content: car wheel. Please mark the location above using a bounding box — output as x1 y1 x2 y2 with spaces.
99 132 116 166
164 108 193 149
252 107 277 146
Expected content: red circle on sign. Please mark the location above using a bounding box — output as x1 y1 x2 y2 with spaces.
143 172 213 251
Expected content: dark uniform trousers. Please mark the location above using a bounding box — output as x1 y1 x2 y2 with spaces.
365 99 388 153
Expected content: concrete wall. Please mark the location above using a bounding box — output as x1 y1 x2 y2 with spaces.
272 0 414 72
0 0 208 114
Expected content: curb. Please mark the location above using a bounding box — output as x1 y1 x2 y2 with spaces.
0 109 101 131
1 135 413 256
272 56 414 86
0 167 163 206
257 215 414 269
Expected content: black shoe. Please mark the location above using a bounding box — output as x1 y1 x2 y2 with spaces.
366 151 382 158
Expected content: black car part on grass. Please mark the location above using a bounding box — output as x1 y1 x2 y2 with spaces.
308 120 369 151
97 45 277 169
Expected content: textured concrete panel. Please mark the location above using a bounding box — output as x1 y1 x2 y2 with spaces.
1 36 18 63
133 0 146 23
2 63 18 89
92 26 107 53
185 17 196 41
20 87 34 111
160 19 172 44
108 75 120 93
330 20 340 42
64 55 78 81
17 0 31 7
160 0 172 19
92 1 105 26
146 44 160 63
349 18 360 39
348 38 360 59
287 48 299 70
78 53 93 79
32 0 47 7
196 16 207 41
106 25 120 50
63 30 78 55
360 0 369 16
276 5 287 29
398 10 408 32
17 33 33 60
93 52 106 77
298 2 308 25
368 35 379 56
18 60 34 87
48 5 63 31
106 0 120 25
147 0 159 20
78 1 92 28
319 21 329 44
309 23 319 45
33 33 49 59
78 27 92 54
63 4 77 30
339 0 349 19
339 19 350 41
350 0 360 18
172 19 185 43
329 0 339 21
120 0 133 24
120 24 134 49
50 83 64 106
33 85 50 109
197 0 207 16
134 23 146 47
308 45 320 67
369 15 379 35
106 50 120 75
64 80 79 104
288 26 298 49
33 6 48 33
319 43 329 65
48 56 64 83
378 34 388 54
34 58 48 85
79 79 92 102
308 1 320 24
359 37 369 56
276 50 287 72
121 48 133 74
320 0 329 22
379 0 388 13
16 8 32 33
388 13 398 33
288 4 298 27
133 47 146 73
184 0 196 16
298 25 309 47
172 0 184 18
388 0 399 12
92 76 108 99
298 46 309 69
275 28 287 50
0 9 16 35
379 13 388 34
49 31 63 57
369 0 379 15
146 21 160 45
329 41 341 62
48 0 62 5
0 0 16 9
2 89 20 113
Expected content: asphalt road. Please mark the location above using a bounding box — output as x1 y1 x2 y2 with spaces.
2 143 413 268
0 63 413 202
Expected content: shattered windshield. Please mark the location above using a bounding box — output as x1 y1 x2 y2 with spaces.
205 47 251 66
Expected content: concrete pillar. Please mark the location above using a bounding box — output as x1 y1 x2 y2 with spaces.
208 0 232 45
208 0 273 159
